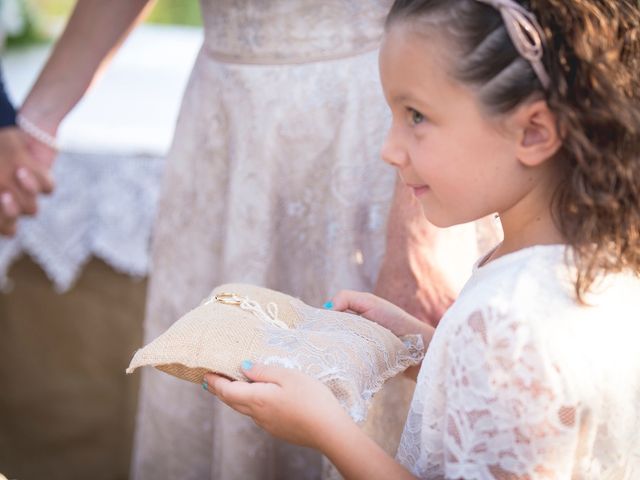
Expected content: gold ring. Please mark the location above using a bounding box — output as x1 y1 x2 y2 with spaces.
214 293 242 305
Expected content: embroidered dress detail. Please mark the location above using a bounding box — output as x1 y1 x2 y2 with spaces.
396 245 640 479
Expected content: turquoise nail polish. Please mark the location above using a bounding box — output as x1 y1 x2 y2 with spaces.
202 381 208 391
323 301 334 309
241 359 253 370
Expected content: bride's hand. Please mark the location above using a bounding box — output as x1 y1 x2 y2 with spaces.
0 128 55 236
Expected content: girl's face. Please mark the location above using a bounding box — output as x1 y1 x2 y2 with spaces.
379 23 536 228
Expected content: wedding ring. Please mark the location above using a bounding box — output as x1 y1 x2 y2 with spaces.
214 293 243 305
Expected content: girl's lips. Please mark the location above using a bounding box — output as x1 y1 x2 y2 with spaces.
409 184 430 196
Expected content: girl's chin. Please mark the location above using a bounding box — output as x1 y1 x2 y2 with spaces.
418 204 467 229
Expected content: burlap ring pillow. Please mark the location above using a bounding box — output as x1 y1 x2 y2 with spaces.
127 283 424 422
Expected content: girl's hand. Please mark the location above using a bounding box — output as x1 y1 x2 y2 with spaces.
330 291 435 380
331 290 433 340
204 363 353 450
206 364 419 480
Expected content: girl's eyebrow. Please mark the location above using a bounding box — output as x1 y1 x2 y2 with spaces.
391 93 409 103
391 93 414 103
391 93 433 111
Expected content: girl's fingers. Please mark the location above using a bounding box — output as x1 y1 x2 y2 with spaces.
204 373 263 412
241 362 297 386
205 377 253 416
331 289 377 314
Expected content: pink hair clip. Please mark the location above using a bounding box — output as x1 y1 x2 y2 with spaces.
475 0 551 89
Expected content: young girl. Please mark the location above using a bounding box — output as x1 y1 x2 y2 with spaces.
203 0 640 477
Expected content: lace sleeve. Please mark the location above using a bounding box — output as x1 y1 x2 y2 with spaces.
443 307 580 479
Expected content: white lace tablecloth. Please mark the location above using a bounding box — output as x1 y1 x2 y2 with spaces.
0 24 203 291
0 151 164 291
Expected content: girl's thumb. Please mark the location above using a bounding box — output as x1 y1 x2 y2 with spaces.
331 289 373 314
241 360 289 384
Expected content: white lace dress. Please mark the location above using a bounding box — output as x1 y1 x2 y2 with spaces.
397 245 640 479
131 1 401 479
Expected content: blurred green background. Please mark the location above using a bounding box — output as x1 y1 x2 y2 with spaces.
6 0 202 47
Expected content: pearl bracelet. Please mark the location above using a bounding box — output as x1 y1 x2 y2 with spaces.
16 113 60 150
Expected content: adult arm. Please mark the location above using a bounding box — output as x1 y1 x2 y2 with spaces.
0 0 154 228
18 0 154 138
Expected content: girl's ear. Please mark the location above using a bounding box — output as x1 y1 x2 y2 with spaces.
514 99 562 167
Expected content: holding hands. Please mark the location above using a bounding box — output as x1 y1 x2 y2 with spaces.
0 124 56 236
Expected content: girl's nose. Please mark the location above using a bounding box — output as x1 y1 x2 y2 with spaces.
381 127 409 168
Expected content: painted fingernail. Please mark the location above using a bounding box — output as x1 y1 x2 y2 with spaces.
202 381 208 391
323 301 333 309
241 360 253 370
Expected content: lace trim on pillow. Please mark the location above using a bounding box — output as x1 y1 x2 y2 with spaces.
257 299 423 422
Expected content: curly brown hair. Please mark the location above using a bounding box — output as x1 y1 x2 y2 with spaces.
387 0 640 301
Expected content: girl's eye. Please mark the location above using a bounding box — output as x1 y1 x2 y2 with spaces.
408 108 425 125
